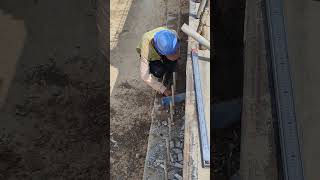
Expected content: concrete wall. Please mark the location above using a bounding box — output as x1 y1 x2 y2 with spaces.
97 0 108 58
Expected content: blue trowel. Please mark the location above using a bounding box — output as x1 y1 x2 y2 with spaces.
161 92 186 106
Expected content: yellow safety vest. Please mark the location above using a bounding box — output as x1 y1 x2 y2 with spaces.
136 27 177 61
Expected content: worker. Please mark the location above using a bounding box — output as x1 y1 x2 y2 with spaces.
136 27 180 96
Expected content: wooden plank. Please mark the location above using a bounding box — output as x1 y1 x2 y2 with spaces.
183 47 200 180
240 0 278 179
183 0 210 179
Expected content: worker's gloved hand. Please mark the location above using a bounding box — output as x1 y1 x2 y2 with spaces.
163 88 172 97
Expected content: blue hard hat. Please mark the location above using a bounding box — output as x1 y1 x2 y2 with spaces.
154 30 179 55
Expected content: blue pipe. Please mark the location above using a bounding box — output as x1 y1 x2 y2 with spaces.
213 98 242 128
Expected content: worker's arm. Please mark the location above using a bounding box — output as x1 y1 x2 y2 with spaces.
140 56 167 94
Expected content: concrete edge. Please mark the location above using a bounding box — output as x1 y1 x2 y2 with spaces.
182 0 210 179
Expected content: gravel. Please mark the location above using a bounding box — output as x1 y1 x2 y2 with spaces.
172 162 183 169
174 173 183 180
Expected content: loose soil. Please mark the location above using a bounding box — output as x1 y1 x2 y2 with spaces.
0 1 107 179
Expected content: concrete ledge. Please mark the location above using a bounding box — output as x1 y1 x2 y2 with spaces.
183 0 210 179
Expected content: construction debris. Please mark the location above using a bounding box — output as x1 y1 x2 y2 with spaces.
174 173 183 180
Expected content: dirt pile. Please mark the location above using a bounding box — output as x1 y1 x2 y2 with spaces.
0 55 108 179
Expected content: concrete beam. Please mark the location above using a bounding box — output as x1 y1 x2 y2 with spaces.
240 0 278 179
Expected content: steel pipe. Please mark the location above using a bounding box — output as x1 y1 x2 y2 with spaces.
196 0 207 19
181 23 210 49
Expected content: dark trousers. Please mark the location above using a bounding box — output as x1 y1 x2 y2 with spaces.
149 59 177 78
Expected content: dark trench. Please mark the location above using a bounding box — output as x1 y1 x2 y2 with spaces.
212 0 246 179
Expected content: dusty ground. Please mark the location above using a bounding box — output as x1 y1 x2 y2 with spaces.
0 0 107 179
110 0 133 95
109 0 168 179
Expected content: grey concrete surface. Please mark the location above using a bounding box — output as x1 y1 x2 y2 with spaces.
240 0 278 179
283 1 320 179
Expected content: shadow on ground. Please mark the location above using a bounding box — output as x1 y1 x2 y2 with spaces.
0 0 108 179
